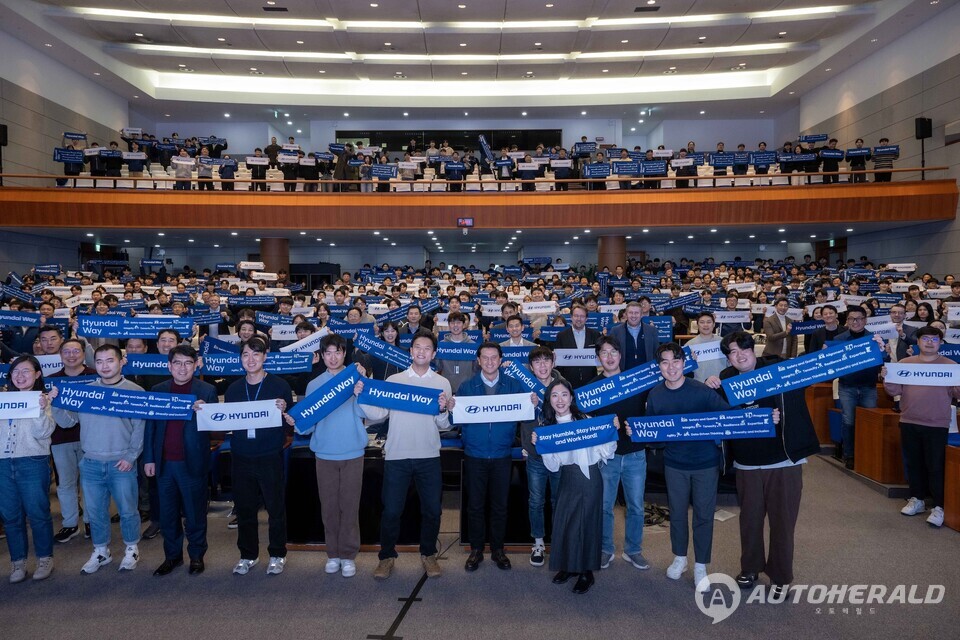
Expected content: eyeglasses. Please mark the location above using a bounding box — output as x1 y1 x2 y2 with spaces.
919 336 941 343
60 349 82 356
598 350 619 357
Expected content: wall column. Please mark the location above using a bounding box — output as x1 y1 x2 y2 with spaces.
260 237 289 275
597 235 626 271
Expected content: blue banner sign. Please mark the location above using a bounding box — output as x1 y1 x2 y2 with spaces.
371 164 398 179
501 361 545 399
799 133 828 143
227 295 276 307
198 336 240 358
790 320 825 335
53 148 84 163
534 415 617 454
353 332 412 370
628 408 775 442
721 336 883 404
201 352 312 376
583 163 611 178
123 354 199 377
820 149 845 159
537 326 562 342
751 151 778 165
846 148 871 157
357 378 442 415
435 342 480 361
287 364 361 433
575 355 697 413
0 310 42 327
642 316 673 341
52 385 196 420
76 316 194 339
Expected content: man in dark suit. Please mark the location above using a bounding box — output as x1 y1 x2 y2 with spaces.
196 293 234 340
607 300 661 370
144 345 219 576
554 303 602 388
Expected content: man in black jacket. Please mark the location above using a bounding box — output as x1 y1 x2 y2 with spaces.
143 345 219 576
708 332 820 596
553 304 601 389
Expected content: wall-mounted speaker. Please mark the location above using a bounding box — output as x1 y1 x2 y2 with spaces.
915 117 932 140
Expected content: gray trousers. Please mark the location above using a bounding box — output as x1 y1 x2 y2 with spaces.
316 456 364 560
665 465 719 564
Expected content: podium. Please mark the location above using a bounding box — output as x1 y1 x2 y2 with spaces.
853 408 905 484
804 383 835 444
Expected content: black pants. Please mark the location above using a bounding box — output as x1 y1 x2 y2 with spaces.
736 465 803 586
233 452 286 559
900 422 948 507
556 182 568 191
252 181 267 191
449 182 462 192
197 177 215 191
851 169 867 183
379 457 441 559
283 182 296 192
875 171 892 182
221 182 234 191
464 456 511 551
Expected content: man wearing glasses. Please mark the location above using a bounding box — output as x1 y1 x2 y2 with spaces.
834 307 884 469
883 327 960 527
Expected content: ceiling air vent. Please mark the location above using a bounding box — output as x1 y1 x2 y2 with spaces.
262 6 289 11
634 6 661 11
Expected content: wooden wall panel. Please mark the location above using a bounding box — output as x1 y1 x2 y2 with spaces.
0 180 955 230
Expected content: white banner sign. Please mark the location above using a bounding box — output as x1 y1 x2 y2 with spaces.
271 324 298 341
764 307 804 321
599 304 627 315
451 392 535 424
171 156 195 166
886 263 918 272
948 307 960 322
279 327 330 353
251 272 278 281
713 310 752 324
554 349 600 367
726 282 757 294
884 363 960 387
0 391 42 419
517 162 537 171
840 294 869 306
245 156 269 165
522 301 558 315
550 159 572 168
805 301 847 315
482 303 503 318
925 288 952 299
688 340 726 363
238 262 265 271
869 322 899 340
945 328 960 344
196 400 281 437
36 355 65 377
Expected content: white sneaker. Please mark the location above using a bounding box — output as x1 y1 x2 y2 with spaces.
233 557 258 575
341 559 357 578
266 556 286 575
9 560 27 584
927 506 944 528
325 558 342 574
666 556 688 580
33 557 53 581
119 545 139 571
901 497 927 516
81 547 112 574
694 563 709 593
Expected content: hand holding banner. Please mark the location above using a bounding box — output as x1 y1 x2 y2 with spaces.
196 400 281 435
883 363 960 387
51 385 195 420
0 391 42 419
286 365 362 433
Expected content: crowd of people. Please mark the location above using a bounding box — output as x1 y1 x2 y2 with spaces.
53 129 902 191
1 252 956 597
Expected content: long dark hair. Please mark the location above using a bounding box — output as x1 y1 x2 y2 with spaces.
8 355 45 392
540 378 587 425
379 320 402 346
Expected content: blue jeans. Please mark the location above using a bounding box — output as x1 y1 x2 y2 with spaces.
526 457 560 539
79 458 141 547
379 457 442 559
600 450 648 556
838 383 878 459
52 441 88 527
0 456 54 561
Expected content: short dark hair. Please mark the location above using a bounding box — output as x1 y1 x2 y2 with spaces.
845 306 866 318
167 345 198 362
242 336 270 354
528 346 555 364
695 311 715 323
410 328 437 351
594 335 621 355
476 341 502 359
320 333 347 352
447 311 467 324
720 331 755 355
505 314 524 327
655 342 684 363
94 344 123 359
37 325 63 338
157 329 182 343
915 326 944 340
295 321 316 334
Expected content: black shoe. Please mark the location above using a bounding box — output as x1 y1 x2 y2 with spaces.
142 522 161 540
735 572 758 589
491 550 512 570
140 510 150 522
153 557 183 576
572 571 595 594
54 526 80 543
188 558 205 575
464 550 483 572
552 571 575 584
844 458 855 470
110 513 121 524
84 523 91 539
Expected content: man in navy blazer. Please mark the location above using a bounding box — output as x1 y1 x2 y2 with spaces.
554 304 603 388
144 345 219 576
607 300 661 370
450 342 535 572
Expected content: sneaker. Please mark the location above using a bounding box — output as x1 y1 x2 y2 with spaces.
927 506 944 528
373 557 394 580
142 522 161 540
325 558 342 574
421 554 442 578
227 517 238 529
81 547 112 574
9 560 27 583
600 552 614 569
266 556 286 575
666 556 688 580
84 524 91 539
33 557 53 581
119 545 139 571
529 543 545 567
901 497 927 516
233 558 258 575
54 526 80 543
341 560 356 578
621 552 651 570
694 563 709 593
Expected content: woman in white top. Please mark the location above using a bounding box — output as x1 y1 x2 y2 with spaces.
0 355 57 583
533 378 616 594
686 311 727 383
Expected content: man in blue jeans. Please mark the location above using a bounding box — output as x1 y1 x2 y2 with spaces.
51 344 145 574
520 347 564 566
834 307 884 469
588 336 651 571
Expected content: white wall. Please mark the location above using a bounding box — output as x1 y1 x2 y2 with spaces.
131 120 277 157
0 231 82 277
773 106 800 147
654 119 775 152
0 30 127 131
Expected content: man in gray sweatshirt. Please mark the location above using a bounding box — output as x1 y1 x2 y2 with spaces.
52 344 146 574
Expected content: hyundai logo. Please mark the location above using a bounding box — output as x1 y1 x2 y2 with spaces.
211 413 227 422
465 405 480 414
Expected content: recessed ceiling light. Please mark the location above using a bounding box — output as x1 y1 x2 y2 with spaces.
584 229 591 233
370 2 378 6
464 111 469 115
534 42 542 46
521 112 527 116
383 237 388 241
749 234 756 238
133 95 139 98
286 121 292 125
778 228 786 232
300 231 306 235
668 66 676 70
373 231 380 235
94 72 100 76
343 112 349 117
638 119 644 123
250 67 258 71
640 110 646 115
846 228 854 232
391 242 397 246
255 238 260 242
217 37 225 42
601 69 609 73
123 239 130 243
178 64 186 67
383 42 391 46
267 0 276 4
296 40 304 44
86 233 94 237
157 232 165 236
625 236 632 239
284 113 289 117
318 69 326 73
564 241 570 245
710 228 717 232
461 72 468 75
330 243 336 247
296 129 301 133
810 234 817 238
403 112 408 116
699 110 706 115
630 127 636 131
224 113 230 118
545 3 554 6
779 31 787 36
188 239 194 242
572 236 579 240
154 244 160 248
428 230 434 234
621 39 629 43
739 62 746 66
516 230 522 233
688 235 694 239
231 232 238 236
459 43 467 47
44 43 52 47
668 240 675 244
781 240 787 243
135 32 144 37
789 91 795 95
825 68 832 72
724 240 730 244
510 236 516 240
458 4 466 7
581 111 587 115
871 38 878 43
698 36 706 41
213 244 220 248
759 110 765 114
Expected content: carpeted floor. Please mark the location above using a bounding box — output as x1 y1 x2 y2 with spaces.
1 455 956 640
